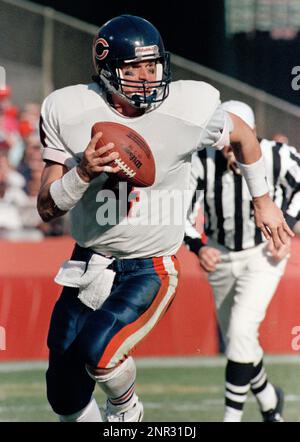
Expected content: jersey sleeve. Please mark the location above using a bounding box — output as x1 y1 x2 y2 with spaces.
198 105 233 150
39 94 73 166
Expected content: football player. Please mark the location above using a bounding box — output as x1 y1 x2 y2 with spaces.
185 100 300 422
37 15 293 422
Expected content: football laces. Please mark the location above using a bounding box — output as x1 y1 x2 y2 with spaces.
114 158 136 178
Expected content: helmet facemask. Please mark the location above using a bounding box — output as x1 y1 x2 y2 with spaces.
97 53 171 110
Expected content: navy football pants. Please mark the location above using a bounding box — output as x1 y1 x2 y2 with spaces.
46 245 179 415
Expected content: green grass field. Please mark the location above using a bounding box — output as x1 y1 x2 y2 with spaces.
0 356 299 422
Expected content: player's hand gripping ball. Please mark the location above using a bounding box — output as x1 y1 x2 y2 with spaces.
92 122 156 187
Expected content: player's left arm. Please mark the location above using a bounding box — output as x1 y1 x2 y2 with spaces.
228 112 294 249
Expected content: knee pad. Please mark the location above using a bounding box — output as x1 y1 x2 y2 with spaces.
87 356 136 397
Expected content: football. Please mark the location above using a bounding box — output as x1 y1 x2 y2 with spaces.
91 121 156 187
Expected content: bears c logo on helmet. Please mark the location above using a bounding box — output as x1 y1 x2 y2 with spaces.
95 38 109 61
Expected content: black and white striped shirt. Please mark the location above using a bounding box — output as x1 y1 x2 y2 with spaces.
185 139 300 253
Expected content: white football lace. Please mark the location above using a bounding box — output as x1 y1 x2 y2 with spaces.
114 158 136 178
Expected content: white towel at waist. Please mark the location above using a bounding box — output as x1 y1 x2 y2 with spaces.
54 254 116 310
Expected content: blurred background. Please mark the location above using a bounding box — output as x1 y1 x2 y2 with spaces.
2 0 300 238
0 0 300 422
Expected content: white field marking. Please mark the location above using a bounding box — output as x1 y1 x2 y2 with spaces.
136 354 300 368
0 361 48 372
0 354 300 372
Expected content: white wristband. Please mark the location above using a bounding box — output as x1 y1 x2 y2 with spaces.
50 167 90 211
237 156 269 197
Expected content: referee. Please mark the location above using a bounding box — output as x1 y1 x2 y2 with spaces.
185 101 300 422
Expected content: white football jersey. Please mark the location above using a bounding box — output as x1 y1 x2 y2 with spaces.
40 80 226 258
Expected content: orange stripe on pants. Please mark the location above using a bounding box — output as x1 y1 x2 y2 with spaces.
97 256 179 368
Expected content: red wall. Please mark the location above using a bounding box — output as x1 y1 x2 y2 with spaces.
0 237 299 361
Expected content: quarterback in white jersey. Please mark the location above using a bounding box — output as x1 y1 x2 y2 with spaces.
40 80 223 258
37 15 293 423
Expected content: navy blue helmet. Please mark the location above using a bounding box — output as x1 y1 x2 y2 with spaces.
93 15 171 109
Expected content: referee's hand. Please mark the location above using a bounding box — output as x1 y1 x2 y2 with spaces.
253 193 294 250
198 246 221 273
267 238 291 262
